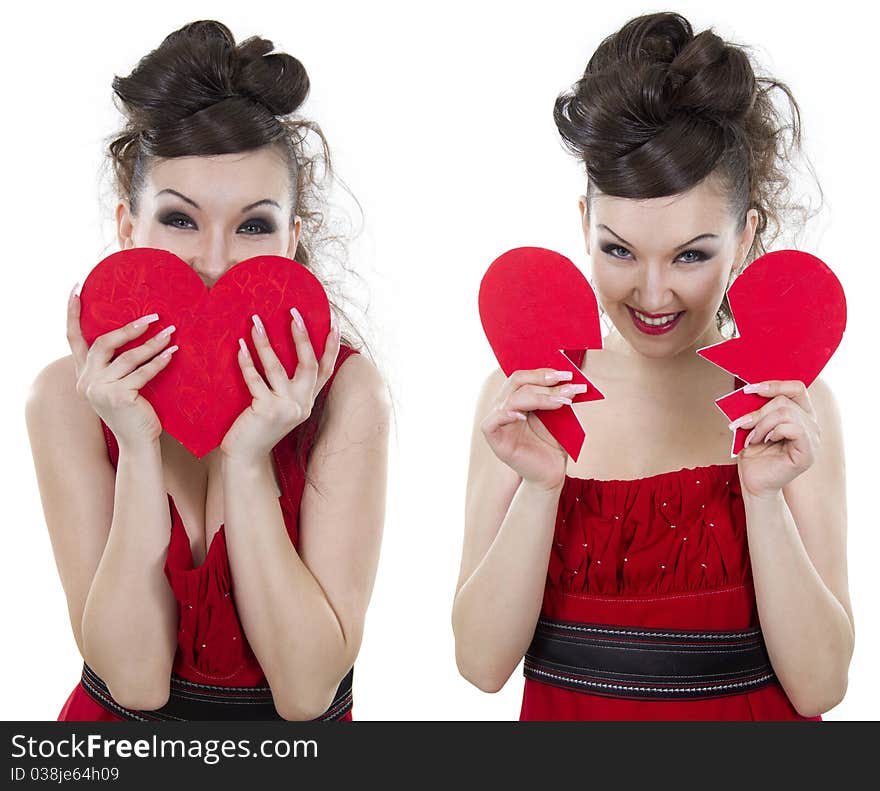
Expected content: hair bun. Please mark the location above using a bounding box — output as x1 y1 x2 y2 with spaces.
112 20 309 133
234 36 309 116
666 31 756 123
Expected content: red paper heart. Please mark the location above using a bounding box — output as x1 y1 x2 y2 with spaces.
479 247 605 461
79 248 330 458
697 249 846 455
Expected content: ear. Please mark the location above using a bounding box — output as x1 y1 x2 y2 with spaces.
737 208 759 267
287 215 303 260
116 200 134 250
578 195 591 256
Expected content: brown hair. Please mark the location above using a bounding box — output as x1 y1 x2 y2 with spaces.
553 11 823 335
106 20 367 474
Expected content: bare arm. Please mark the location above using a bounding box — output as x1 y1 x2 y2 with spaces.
222 354 389 720
739 377 853 717
452 367 577 692
25 356 177 710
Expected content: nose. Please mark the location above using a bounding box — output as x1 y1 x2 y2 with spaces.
189 230 236 289
634 261 677 312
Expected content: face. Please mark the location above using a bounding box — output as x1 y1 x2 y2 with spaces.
579 174 758 360
116 146 300 289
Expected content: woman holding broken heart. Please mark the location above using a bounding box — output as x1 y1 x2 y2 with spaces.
454 12 852 720
25 20 388 721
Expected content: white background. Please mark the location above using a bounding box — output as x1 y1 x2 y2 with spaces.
2 0 876 720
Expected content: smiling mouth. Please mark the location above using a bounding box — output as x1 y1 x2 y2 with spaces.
624 305 686 335
627 306 685 326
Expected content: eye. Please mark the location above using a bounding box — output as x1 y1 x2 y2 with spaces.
601 244 632 260
159 212 196 230
238 218 275 235
677 249 709 264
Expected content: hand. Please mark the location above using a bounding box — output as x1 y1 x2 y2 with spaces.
220 308 341 463
480 368 585 490
730 379 820 498
67 283 177 446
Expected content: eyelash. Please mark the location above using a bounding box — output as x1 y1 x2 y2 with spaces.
159 212 276 235
601 244 710 264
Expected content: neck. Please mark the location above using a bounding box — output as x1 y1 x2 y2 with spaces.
602 324 726 380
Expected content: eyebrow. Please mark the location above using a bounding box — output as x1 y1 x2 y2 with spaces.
154 188 281 213
598 224 718 250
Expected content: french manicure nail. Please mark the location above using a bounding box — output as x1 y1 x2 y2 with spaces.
160 324 176 338
238 338 247 354
546 370 573 383
69 282 80 301
551 396 573 405
560 384 588 397
743 383 758 394
744 429 756 448
160 344 178 358
133 312 159 328
290 307 305 330
508 410 528 421
252 314 265 335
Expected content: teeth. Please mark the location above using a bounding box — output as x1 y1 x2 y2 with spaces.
633 309 680 326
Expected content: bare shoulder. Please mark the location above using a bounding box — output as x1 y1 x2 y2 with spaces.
26 354 76 405
25 353 108 466
25 354 95 432
325 351 388 410
320 352 391 447
475 367 506 417
808 375 841 417
807 375 843 446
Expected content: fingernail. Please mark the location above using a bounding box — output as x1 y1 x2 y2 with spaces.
560 384 588 397
729 414 754 431
508 410 528 421
546 370 573 383
252 314 265 336
69 282 80 301
331 315 339 336
160 344 178 359
133 312 159 328
160 324 176 338
744 429 756 448
290 307 305 330
742 383 758 394
744 382 769 395
551 396 573 405
238 338 248 354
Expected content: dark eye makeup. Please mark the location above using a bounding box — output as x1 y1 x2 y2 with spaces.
600 243 711 264
158 211 276 235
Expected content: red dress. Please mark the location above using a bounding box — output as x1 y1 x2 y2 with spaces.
520 463 823 721
58 345 359 721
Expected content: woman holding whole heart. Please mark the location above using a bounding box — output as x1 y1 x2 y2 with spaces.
25 21 388 721
454 12 852 721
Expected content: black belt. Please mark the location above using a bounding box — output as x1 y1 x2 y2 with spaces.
80 662 353 721
524 616 776 700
